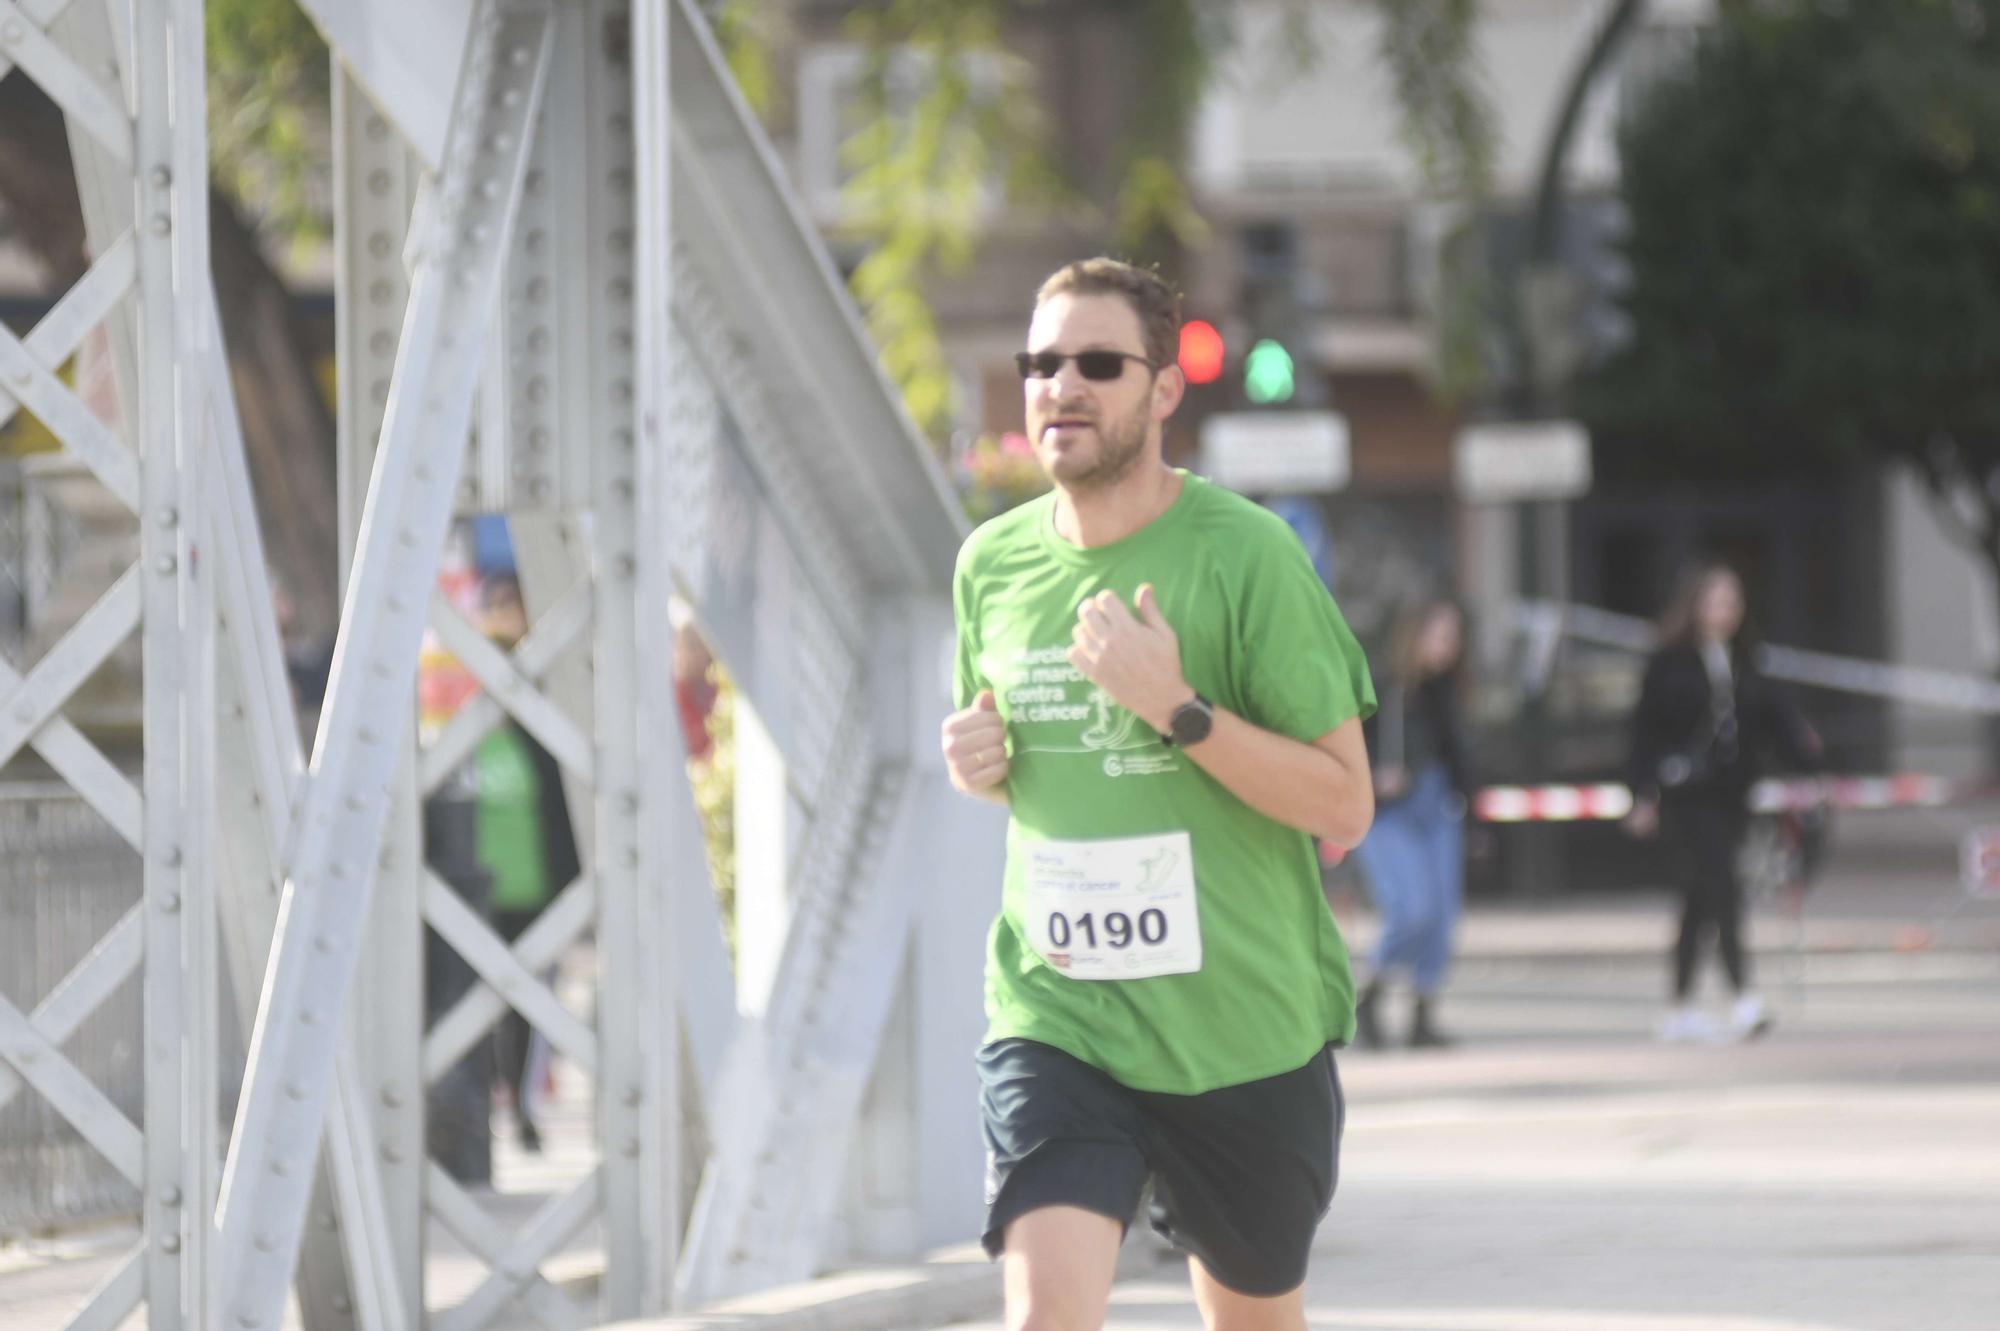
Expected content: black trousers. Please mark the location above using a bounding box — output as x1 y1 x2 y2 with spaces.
1665 794 1751 999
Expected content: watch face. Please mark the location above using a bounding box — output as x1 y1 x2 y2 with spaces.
1171 701 1213 746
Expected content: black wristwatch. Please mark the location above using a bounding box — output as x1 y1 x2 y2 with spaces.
1161 692 1214 747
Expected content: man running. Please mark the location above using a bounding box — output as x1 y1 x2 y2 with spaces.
942 258 1376 1331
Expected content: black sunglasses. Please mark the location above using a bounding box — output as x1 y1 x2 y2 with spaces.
1015 349 1157 381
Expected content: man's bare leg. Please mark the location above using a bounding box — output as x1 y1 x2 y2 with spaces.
1002 1206 1124 1331
1187 1257 1308 1331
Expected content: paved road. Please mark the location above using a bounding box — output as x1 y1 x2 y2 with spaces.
943 946 2000 1331
6 870 1996 1329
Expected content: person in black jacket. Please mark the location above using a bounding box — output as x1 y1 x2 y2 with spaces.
1625 564 1820 1043
1353 597 1475 1048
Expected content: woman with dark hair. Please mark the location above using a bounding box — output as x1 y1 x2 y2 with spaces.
1353 598 1475 1048
1625 564 1820 1043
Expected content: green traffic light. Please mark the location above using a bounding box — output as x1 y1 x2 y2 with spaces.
1244 338 1295 405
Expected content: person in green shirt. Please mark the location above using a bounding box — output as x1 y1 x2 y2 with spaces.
943 258 1376 1330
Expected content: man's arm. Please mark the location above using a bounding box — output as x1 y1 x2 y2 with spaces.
1069 585 1374 846
1178 710 1373 846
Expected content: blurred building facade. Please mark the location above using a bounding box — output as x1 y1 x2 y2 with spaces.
765 0 1992 785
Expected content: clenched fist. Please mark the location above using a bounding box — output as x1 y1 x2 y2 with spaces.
1067 584 1189 733
942 689 1010 799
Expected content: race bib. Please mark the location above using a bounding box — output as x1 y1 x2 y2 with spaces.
1022 831 1201 980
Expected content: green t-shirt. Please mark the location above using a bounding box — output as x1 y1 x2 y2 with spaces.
474 727 552 912
953 472 1376 1094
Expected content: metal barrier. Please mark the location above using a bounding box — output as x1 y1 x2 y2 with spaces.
0 784 141 1238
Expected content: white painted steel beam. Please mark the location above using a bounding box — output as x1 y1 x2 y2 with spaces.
597 1 681 1312
333 62 430 1331
0 229 134 432
425 1167 594 1331
0 993 146 1184
420 873 596 1086
416 577 592 796
419 869 598 1073
65 1248 146 1331
0 907 141 1116
0 567 141 768
217 11 555 1326
134 2 216 1325
0 0 132 162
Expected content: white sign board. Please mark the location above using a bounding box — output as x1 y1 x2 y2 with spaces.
1199 411 1350 495
1454 421 1592 502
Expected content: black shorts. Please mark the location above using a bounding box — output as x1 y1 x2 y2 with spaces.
977 1038 1345 1297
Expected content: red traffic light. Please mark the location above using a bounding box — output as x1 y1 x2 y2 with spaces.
1178 320 1225 385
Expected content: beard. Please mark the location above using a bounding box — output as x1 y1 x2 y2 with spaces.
1038 397 1150 492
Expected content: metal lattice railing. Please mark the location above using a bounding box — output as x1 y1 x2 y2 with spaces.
0 787 142 1238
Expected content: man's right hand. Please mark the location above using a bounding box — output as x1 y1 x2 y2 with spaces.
942 690 1010 800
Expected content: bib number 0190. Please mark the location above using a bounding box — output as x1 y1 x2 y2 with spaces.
1046 907 1168 951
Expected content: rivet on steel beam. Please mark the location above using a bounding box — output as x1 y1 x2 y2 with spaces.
369 330 394 355
318 1211 338 1231
619 792 639 815
381 1083 404 1108
154 554 176 575
530 478 551 500
501 89 522 109
149 214 170 236
254 1234 277 1253
270 1159 289 1177
332 1295 353 1315
314 934 333 953
155 505 177 528
160 891 180 914
2 19 27 43
369 279 394 304
285 1081 306 1100
526 228 547 254
236 1311 259 1328
622 1084 642 1106
511 46 532 66
526 170 546 196
300 1009 318 1026
160 1185 182 1207
616 554 636 578
382 1142 404 1164
161 1234 181 1254
358 726 379 744
624 847 640 868
150 166 171 189
368 168 392 195
623 1138 641 1158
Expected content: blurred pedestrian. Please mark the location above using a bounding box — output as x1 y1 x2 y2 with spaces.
1624 564 1820 1043
1352 597 1475 1049
474 572 580 1152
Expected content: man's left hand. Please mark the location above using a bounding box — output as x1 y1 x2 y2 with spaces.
1068 584 1189 733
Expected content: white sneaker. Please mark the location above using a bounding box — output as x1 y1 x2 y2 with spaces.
1730 993 1775 1041
1655 1006 1721 1043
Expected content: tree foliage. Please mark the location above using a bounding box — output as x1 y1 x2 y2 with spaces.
713 0 1495 438
1583 0 2000 533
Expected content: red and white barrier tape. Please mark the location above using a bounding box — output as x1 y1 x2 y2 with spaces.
1473 774 1979 823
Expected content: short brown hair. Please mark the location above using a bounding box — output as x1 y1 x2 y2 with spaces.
1034 258 1180 370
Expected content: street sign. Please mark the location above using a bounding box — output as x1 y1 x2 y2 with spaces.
1454 420 1592 502
1199 411 1350 495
